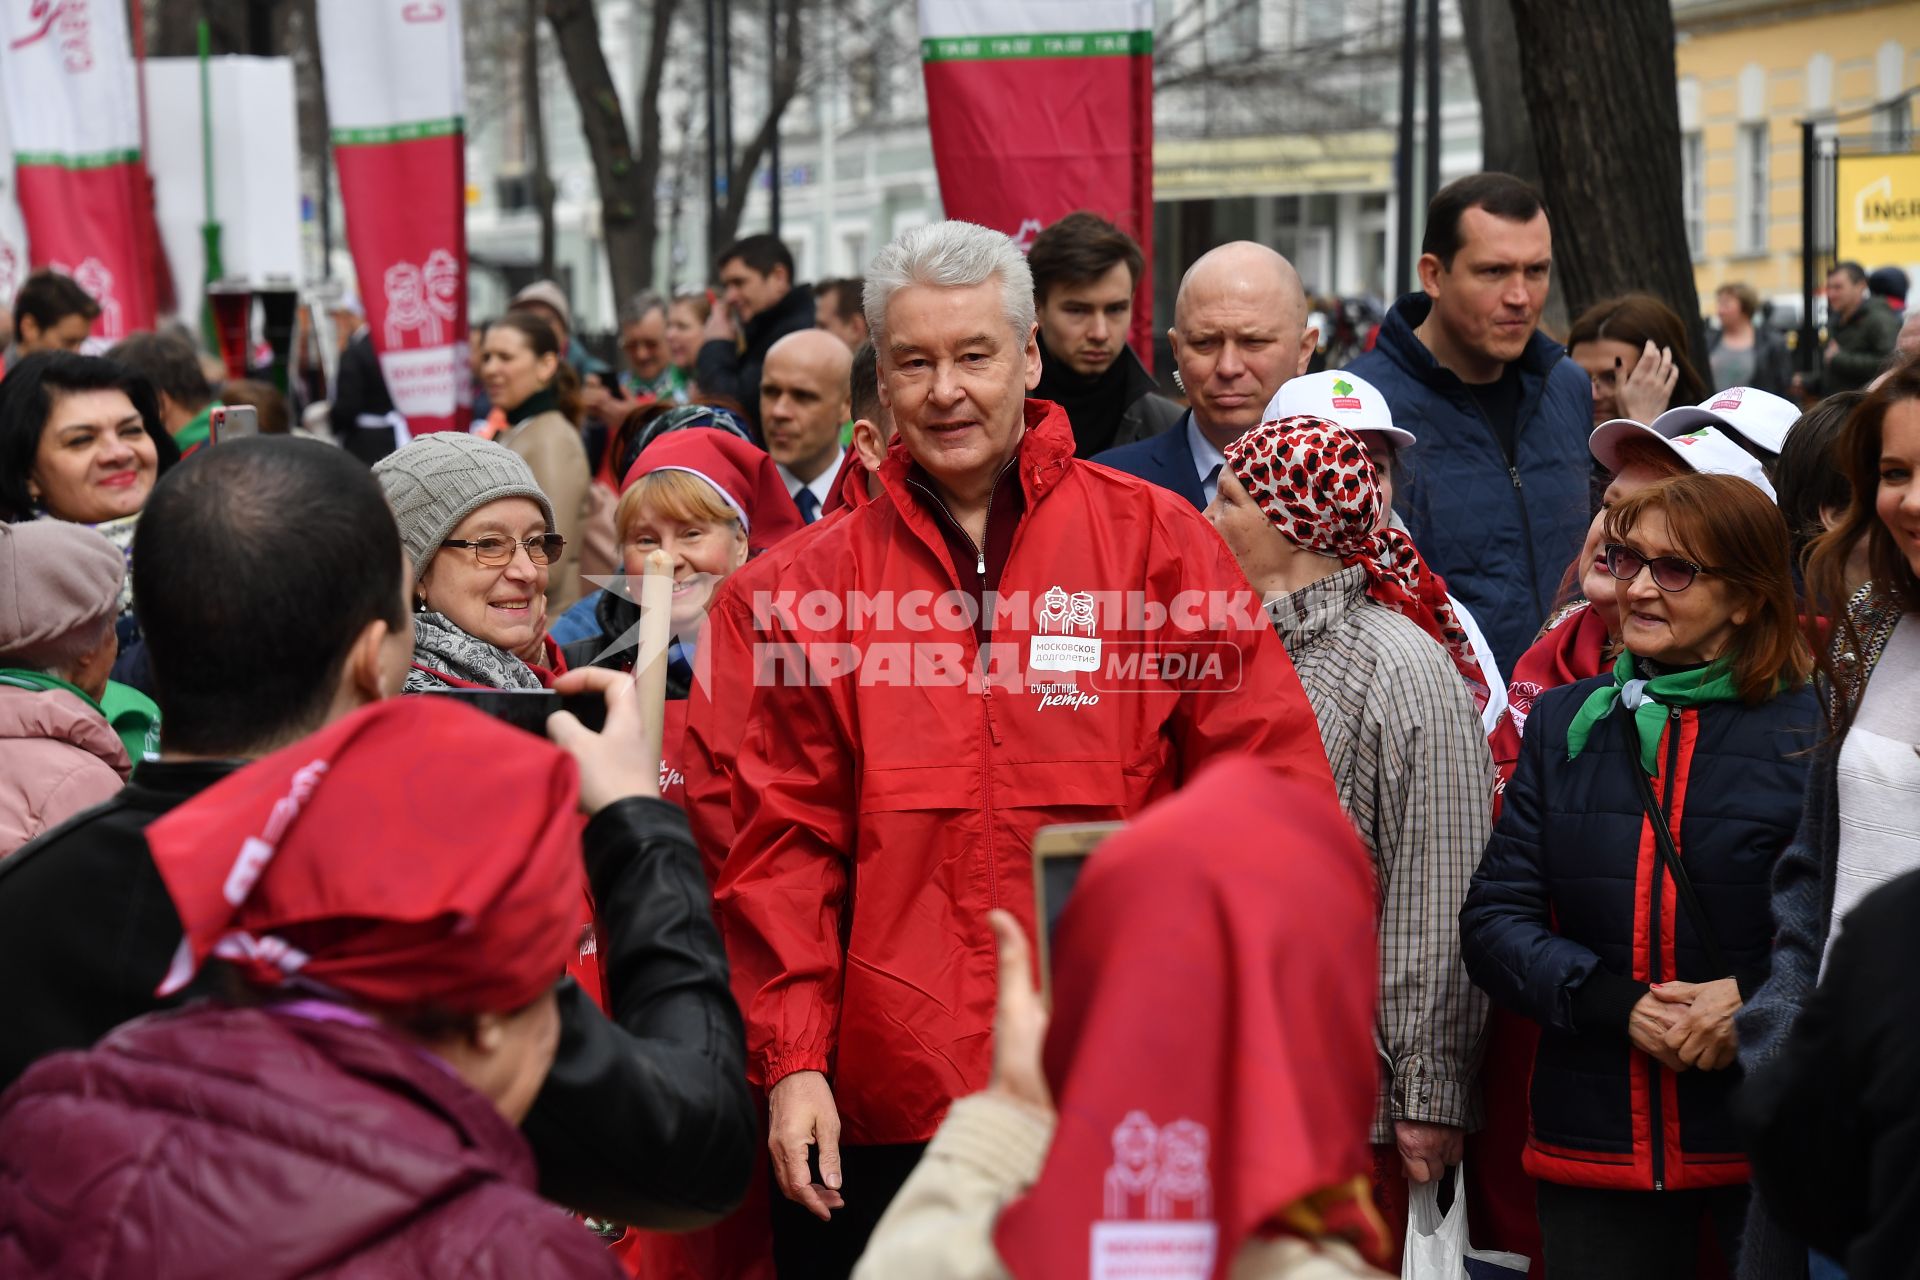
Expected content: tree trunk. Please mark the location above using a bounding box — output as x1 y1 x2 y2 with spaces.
1459 0 1537 185
1506 0 1705 356
714 0 802 250
544 0 665 305
525 0 557 280
1460 0 1565 334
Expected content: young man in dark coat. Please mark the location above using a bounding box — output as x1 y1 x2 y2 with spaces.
697 233 818 436
0 436 755 1229
1027 211 1181 456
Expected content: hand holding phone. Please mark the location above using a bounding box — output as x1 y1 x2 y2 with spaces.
1029 822 1123 998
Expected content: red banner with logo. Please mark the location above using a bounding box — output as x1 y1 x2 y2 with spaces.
918 1 1155 367
0 0 161 343
317 0 468 434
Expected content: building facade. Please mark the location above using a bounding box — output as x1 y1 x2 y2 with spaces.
1675 0 1920 321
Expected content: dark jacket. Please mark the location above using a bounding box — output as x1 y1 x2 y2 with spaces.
1034 338 1183 456
695 283 817 436
559 587 694 698
1090 409 1207 509
1818 296 1901 393
1706 325 1793 397
1736 867 1920 1279
0 1005 624 1278
1460 672 1818 1192
1117 384 1184 448
0 763 753 1226
329 329 402 464
1346 294 1593 672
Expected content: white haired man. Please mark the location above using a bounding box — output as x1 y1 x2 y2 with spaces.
700 220 1335 1276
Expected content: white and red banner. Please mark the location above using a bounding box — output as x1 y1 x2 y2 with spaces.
918 0 1156 367
317 0 467 434
0 0 161 342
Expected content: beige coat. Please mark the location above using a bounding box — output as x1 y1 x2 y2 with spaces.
852 1094 1388 1280
503 409 592 612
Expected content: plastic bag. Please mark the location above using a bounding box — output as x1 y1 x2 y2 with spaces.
1401 1164 1530 1280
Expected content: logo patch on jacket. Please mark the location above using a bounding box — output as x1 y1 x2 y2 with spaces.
1030 584 1102 673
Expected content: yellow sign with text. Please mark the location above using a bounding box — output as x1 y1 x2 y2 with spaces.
1836 152 1920 262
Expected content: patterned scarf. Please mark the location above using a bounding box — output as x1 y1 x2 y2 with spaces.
404 611 544 692
1226 416 1488 712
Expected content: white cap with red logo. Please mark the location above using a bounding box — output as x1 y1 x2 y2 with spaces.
1589 419 1777 502
1263 370 1416 448
1646 386 1799 458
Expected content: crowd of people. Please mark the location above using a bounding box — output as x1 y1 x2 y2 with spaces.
0 169 1917 1280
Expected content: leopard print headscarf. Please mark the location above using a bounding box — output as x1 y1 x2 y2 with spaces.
1226 416 1489 713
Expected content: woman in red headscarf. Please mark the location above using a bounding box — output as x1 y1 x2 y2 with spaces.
560 426 804 809
556 425 801 1280
0 698 624 1279
850 757 1392 1280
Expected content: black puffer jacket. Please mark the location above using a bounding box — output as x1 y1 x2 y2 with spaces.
1461 671 1818 1192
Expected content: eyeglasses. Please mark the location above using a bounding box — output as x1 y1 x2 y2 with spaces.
1602 542 1716 592
441 533 567 566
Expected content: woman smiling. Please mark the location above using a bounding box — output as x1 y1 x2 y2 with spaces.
373 434 567 692
0 353 181 618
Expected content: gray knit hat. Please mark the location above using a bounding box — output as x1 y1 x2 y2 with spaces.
0 520 125 658
372 434 558 576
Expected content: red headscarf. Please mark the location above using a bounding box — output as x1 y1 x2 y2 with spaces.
993 758 1388 1280
147 699 583 1014
1227 415 1489 713
622 426 806 553
1489 599 1613 790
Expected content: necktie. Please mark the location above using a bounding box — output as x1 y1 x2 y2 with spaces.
1203 463 1223 505
795 487 821 524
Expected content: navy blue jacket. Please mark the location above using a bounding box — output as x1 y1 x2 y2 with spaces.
1460 673 1817 1192
1347 294 1593 672
1090 410 1206 510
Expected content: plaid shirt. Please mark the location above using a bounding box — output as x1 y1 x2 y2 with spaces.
1270 565 1495 1141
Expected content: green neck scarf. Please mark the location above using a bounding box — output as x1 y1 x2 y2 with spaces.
1566 651 1743 774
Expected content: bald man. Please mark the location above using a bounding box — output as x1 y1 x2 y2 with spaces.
1091 241 1315 509
761 328 853 522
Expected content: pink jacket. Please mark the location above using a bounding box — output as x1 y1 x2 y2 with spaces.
0 684 130 858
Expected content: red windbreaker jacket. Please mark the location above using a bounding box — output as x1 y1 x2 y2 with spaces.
704 400 1334 1145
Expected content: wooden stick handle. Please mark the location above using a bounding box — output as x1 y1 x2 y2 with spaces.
635 550 674 785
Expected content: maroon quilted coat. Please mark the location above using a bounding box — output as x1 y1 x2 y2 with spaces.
0 1004 623 1278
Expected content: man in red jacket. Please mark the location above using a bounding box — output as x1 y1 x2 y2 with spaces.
704 221 1335 1277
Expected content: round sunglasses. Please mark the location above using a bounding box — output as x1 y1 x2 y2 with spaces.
1601 542 1716 592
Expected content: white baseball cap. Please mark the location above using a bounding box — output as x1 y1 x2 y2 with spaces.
1263 370 1416 447
1647 386 1799 459
1589 419 1777 502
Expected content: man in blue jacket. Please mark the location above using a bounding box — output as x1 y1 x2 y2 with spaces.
1347 173 1591 672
